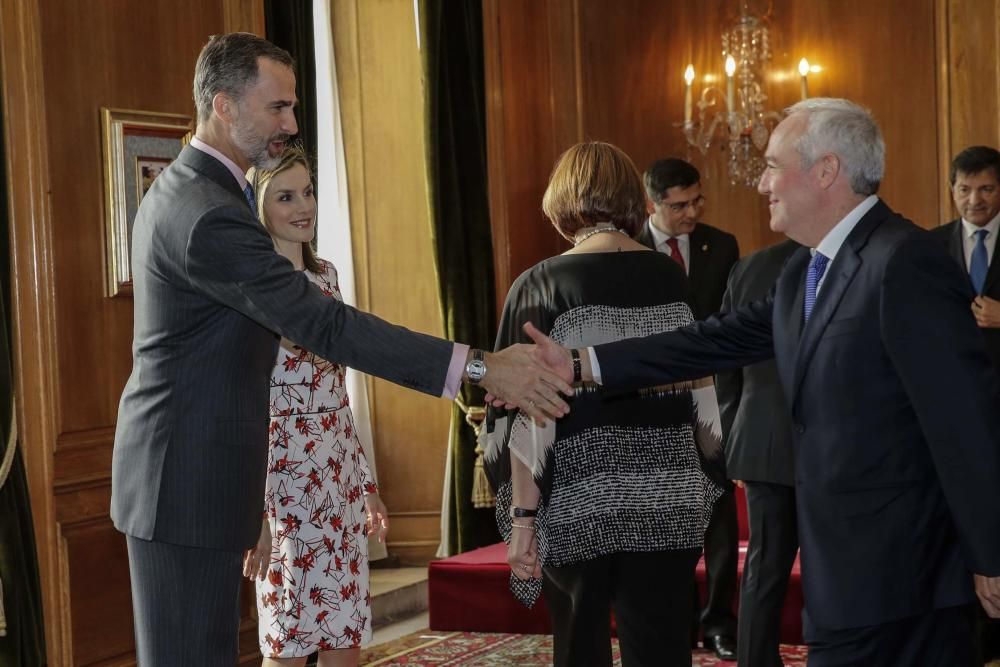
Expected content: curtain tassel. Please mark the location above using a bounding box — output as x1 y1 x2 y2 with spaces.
0 576 6 637
455 397 495 508
471 441 494 509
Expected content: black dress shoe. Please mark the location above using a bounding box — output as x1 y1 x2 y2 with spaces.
705 634 737 661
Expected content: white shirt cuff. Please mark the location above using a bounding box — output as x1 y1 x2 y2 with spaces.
587 347 603 385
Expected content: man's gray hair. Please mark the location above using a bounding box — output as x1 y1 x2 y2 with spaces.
193 33 294 125
785 98 885 196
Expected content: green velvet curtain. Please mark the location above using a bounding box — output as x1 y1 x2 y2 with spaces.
420 0 499 555
265 1 317 164
0 85 47 666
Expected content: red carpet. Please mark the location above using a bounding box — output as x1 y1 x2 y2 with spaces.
429 488 804 643
360 630 809 665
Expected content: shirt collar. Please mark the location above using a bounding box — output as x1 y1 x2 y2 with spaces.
960 211 1000 240
647 217 690 247
190 136 248 190
814 195 879 261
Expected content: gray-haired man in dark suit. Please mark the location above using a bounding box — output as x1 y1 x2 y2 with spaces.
111 32 569 666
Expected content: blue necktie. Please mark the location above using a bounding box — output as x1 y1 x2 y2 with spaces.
969 229 989 295
804 251 830 322
243 183 258 218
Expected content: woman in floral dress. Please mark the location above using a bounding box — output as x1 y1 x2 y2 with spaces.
242 146 388 667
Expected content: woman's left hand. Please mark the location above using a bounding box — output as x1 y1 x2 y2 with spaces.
365 492 389 543
507 520 542 580
242 518 271 581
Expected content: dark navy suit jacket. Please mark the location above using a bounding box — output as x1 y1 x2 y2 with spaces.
597 200 1000 630
637 221 739 320
930 219 1000 370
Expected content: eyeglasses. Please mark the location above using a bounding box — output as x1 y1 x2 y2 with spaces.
664 195 705 213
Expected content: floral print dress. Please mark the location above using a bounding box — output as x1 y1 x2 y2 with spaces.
256 260 377 657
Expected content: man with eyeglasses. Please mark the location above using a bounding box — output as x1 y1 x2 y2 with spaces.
638 157 740 661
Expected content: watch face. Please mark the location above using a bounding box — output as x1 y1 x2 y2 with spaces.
467 359 486 382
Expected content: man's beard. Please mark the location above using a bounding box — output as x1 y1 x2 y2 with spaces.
231 119 285 171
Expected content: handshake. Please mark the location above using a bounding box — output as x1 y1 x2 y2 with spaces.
472 322 592 424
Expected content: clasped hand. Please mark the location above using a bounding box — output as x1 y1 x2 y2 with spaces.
481 323 575 423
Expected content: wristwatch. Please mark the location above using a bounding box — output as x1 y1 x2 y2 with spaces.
465 349 487 384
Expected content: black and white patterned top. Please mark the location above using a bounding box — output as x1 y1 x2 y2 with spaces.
484 250 725 605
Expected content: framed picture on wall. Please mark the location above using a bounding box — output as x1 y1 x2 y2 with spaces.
135 156 172 202
101 108 192 297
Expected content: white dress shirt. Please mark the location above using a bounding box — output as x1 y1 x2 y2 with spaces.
646 217 690 275
812 195 879 295
960 213 1000 271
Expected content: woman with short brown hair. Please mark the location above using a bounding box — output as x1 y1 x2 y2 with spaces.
485 141 724 666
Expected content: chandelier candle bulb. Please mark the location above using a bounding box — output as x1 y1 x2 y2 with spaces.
798 58 810 99
725 55 737 111
684 65 695 123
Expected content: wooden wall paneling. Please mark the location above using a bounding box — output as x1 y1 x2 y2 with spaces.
486 0 945 275
60 519 133 665
483 0 579 305
779 0 940 228
223 0 266 35
333 0 452 564
0 0 64 662
936 0 1000 224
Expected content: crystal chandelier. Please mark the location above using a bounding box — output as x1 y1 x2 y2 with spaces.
681 1 813 187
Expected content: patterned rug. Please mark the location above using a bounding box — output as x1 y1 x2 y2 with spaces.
360 630 809 665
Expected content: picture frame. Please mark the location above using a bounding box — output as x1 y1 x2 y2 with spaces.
101 108 193 297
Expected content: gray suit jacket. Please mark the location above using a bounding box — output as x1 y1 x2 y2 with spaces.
111 145 455 551
716 240 800 485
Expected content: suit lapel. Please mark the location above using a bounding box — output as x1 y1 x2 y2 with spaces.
178 144 246 203
688 226 706 284
789 202 886 401
636 223 655 250
791 245 861 399
948 220 965 268
773 247 810 398
984 228 1000 293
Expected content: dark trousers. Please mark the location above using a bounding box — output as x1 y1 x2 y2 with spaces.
695 485 739 639
979 603 1000 660
126 535 244 666
804 604 979 667
737 481 798 667
542 549 701 667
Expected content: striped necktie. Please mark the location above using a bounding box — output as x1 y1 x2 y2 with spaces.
803 251 830 322
243 183 258 218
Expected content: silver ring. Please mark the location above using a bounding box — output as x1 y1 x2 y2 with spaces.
527 399 536 407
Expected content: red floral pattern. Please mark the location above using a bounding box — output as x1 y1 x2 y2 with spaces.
257 261 377 657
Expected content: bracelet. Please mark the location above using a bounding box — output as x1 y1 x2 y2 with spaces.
510 506 538 518
511 522 536 530
571 348 582 384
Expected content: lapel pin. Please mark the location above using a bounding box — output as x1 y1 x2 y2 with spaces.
702 244 708 252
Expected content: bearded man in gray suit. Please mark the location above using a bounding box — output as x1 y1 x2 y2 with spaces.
111 33 569 666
